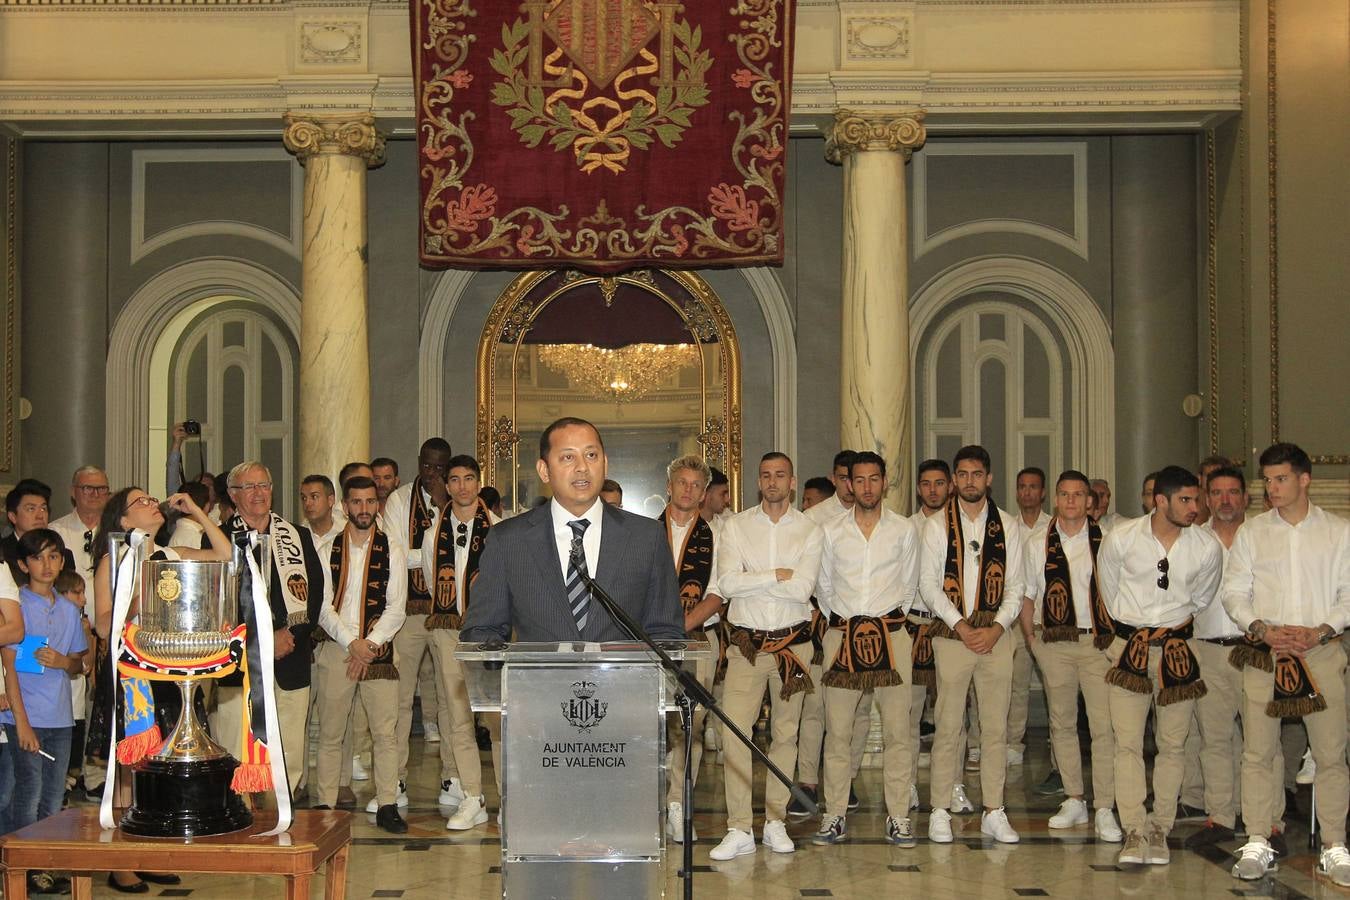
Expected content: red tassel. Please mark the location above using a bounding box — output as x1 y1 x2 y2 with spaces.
230 762 273 793
115 725 162 766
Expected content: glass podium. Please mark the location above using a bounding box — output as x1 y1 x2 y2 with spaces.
457 641 711 900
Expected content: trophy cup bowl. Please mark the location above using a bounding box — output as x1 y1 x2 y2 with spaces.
119 554 254 838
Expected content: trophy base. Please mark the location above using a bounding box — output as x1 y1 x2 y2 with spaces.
121 756 254 838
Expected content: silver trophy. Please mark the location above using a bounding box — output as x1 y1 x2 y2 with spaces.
112 532 263 837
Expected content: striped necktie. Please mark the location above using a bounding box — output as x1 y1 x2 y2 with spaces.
566 518 592 632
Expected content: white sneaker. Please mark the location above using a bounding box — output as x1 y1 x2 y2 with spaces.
703 726 719 752
365 780 409 813
981 807 1020 843
951 784 975 814
928 808 953 843
351 755 370 782
439 778 466 807
446 795 488 830
1094 808 1123 843
1296 749 1316 785
1048 797 1089 829
1232 838 1277 880
708 828 755 860
965 748 981 770
917 751 931 768
424 721 441 743
1318 844 1350 887
909 784 920 812
1006 747 1024 767
761 819 794 854
666 801 697 843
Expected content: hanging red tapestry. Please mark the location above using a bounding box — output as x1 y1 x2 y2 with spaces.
412 0 794 273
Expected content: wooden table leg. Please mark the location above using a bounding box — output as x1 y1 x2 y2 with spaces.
324 845 350 900
70 874 93 900
284 872 312 900
4 867 28 899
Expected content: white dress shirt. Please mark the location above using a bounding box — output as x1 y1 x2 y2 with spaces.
551 497 603 578
1018 509 1052 533
1023 519 1095 627
1193 520 1244 639
1097 513 1223 629
919 502 1026 632
423 505 502 613
1221 504 1350 633
169 518 205 550
717 504 822 631
816 508 920 620
303 516 345 550
319 528 408 649
1098 511 1127 535
667 512 722 625
383 482 426 571
51 509 98 584
804 493 851 527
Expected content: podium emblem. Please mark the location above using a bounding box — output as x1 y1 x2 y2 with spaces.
561 680 608 732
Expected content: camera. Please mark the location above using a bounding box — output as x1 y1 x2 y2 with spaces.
183 419 201 436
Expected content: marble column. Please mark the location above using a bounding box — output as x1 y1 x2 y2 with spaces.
282 113 385 484
826 109 927 513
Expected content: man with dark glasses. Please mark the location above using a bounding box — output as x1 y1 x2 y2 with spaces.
1097 465 1222 867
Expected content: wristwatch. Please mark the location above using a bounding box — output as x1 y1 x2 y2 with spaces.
1247 619 1268 642
1318 624 1336 645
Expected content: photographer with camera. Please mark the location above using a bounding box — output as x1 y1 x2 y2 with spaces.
166 421 214 502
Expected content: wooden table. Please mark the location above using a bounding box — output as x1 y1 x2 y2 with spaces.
0 808 351 899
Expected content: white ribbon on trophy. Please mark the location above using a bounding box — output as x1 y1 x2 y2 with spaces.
245 531 292 836
100 530 148 830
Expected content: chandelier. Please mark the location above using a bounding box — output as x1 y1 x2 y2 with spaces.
537 342 699 402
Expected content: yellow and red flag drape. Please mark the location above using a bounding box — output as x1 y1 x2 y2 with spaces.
412 0 795 272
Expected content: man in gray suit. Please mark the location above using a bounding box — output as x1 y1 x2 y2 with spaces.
461 417 685 643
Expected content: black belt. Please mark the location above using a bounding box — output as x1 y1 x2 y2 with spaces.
1200 636 1245 647
735 623 813 642
907 609 933 620
1112 620 1194 646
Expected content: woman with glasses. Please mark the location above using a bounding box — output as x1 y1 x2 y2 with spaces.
86 487 231 893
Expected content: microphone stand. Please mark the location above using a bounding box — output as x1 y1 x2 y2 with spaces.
571 559 817 900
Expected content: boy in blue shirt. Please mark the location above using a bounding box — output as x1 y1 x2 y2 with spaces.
1 528 87 894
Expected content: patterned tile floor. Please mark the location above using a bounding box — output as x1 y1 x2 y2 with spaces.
58 726 1348 898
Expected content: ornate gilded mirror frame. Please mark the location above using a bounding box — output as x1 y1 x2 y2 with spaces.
476 269 742 511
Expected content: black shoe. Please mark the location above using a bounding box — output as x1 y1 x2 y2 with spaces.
1182 820 1235 849
476 724 492 751
847 784 860 811
920 720 935 739
1268 829 1288 858
135 872 181 885
376 803 409 834
106 874 149 894
312 804 333 810
1034 770 1064 796
1174 802 1207 823
787 784 818 819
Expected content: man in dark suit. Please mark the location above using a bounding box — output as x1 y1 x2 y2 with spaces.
461 417 684 643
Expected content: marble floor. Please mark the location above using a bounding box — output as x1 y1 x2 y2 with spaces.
64 724 1348 899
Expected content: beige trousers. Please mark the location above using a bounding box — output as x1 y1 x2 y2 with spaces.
426 627 484 797
721 640 812 832
668 630 719 802
313 642 400 808
1240 640 1348 844
1191 639 1244 827
1106 638 1196 836
1032 633 1115 807
1007 627 1033 754
394 612 454 782
211 682 310 795
930 631 1013 810
821 629 914 820
797 659 871 786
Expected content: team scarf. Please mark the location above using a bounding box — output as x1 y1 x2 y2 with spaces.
822 610 906 690
1105 618 1207 705
226 512 310 626
405 480 453 615
327 529 398 680
906 614 937 686
713 618 732 685
1040 519 1113 648
660 507 716 637
809 601 827 666
426 501 493 630
727 621 815 700
1228 635 1327 718
928 498 1007 640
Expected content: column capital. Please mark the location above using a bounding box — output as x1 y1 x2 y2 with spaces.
283 112 386 166
825 109 927 163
